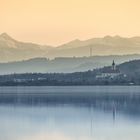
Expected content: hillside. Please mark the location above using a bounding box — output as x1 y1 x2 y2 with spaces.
119 59 140 75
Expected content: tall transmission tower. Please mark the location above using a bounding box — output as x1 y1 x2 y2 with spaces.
90 46 92 57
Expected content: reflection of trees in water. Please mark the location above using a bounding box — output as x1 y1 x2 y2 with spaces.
0 93 140 117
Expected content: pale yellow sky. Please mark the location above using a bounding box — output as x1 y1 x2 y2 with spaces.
0 0 140 46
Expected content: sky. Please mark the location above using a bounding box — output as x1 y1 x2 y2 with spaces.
0 0 140 46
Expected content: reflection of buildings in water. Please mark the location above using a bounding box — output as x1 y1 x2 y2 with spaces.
112 104 116 123
90 107 93 137
89 104 117 137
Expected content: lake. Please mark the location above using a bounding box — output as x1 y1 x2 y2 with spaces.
0 86 140 140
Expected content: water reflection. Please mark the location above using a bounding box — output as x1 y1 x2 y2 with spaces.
0 86 140 140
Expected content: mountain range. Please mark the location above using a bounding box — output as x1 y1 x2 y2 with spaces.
1 33 140 62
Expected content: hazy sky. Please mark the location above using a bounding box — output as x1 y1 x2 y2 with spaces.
1 0 140 46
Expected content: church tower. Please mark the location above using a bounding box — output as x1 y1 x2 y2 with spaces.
112 60 116 70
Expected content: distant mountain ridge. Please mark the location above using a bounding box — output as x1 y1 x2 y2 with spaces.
1 54 140 74
1 33 140 62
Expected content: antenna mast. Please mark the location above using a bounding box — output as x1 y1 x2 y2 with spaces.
90 46 92 57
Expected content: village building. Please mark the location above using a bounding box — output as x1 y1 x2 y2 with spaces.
96 60 122 79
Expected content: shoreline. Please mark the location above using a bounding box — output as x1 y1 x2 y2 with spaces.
0 85 140 94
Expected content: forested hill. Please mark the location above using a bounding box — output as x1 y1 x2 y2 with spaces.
119 59 140 75
1 59 140 86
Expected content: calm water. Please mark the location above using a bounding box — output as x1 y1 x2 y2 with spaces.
0 86 140 140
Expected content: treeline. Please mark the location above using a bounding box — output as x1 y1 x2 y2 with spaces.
0 70 135 86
